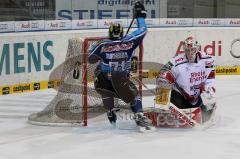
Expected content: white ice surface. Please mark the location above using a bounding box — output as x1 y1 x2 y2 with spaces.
0 76 240 159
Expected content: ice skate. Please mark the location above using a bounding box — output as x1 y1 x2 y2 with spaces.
107 108 120 126
134 112 156 132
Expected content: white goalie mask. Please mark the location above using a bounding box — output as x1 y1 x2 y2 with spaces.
183 37 200 63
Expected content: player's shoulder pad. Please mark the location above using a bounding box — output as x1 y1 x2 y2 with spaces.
198 51 214 68
172 53 188 67
161 54 187 71
89 39 110 53
198 51 213 60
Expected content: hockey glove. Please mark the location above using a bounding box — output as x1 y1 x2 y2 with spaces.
156 71 174 89
200 87 216 111
133 1 147 18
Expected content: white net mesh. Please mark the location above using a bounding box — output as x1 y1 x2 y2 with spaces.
28 37 141 126
28 38 100 126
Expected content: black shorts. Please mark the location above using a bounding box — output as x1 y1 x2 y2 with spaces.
170 90 203 109
94 72 138 103
94 72 117 97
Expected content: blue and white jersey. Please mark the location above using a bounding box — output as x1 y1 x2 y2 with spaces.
88 18 147 74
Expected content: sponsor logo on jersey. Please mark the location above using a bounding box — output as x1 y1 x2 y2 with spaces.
175 57 184 63
101 42 133 53
189 71 207 83
190 83 203 91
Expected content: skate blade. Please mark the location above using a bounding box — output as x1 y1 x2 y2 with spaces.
138 126 156 133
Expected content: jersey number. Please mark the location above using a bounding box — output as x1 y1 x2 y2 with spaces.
109 61 129 72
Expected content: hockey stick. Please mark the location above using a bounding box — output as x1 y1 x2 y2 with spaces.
130 74 200 128
124 0 145 37
130 74 156 95
124 18 135 37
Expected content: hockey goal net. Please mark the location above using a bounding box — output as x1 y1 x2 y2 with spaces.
28 37 143 126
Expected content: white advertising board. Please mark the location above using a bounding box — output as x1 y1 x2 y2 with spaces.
45 20 72 30
97 19 128 28
0 30 107 86
72 20 97 29
143 27 240 67
2 18 240 33
1 27 240 87
160 18 193 27
0 21 15 33
224 19 240 26
193 19 225 27
14 20 45 32
145 18 160 27
129 18 160 28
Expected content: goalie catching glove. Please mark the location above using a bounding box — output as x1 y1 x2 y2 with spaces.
133 1 147 18
200 87 216 111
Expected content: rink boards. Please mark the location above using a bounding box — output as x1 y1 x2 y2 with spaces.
1 27 240 95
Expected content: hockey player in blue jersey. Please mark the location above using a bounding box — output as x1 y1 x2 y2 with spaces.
88 1 154 131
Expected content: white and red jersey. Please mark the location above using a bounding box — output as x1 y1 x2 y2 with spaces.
162 51 215 105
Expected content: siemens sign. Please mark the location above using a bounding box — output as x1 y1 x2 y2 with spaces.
56 0 160 19
0 41 54 76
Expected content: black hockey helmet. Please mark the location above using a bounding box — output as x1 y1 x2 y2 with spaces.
109 23 124 41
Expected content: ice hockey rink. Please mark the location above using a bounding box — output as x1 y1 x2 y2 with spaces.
0 75 240 159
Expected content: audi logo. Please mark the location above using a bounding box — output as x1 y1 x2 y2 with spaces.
230 38 240 58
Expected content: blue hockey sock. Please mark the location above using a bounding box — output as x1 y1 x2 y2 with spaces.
130 97 143 113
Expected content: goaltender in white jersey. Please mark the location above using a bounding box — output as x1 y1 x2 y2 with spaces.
157 37 216 122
